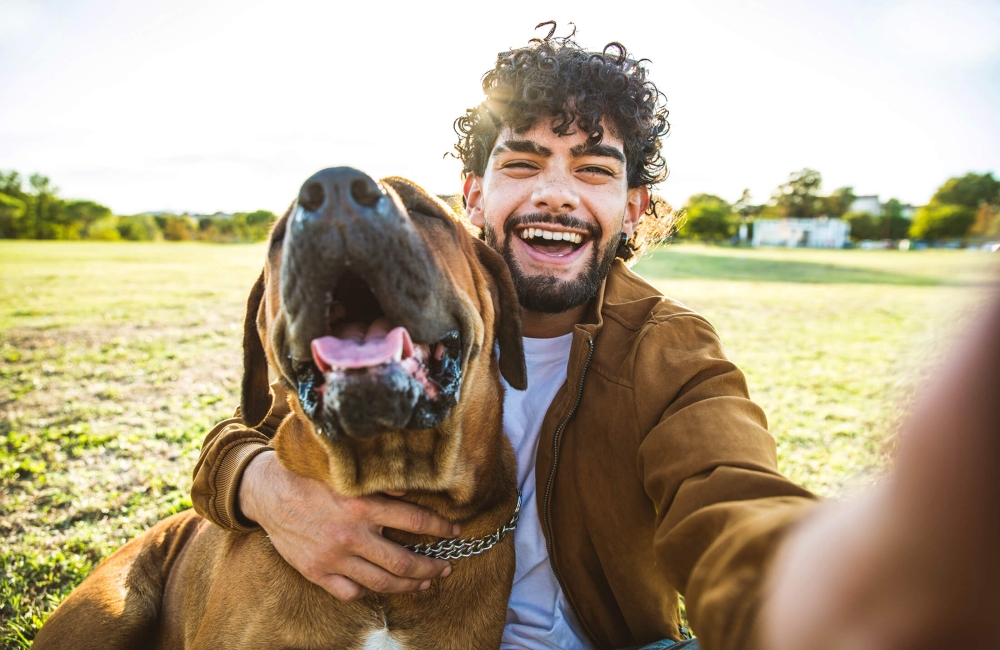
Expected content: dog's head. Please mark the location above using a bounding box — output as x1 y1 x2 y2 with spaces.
241 167 525 497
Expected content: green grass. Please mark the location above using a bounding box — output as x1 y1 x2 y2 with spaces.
1 240 998 647
633 244 1000 493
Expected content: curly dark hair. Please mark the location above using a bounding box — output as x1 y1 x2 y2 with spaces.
453 22 677 260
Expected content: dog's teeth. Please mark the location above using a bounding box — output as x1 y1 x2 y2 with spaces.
542 230 553 240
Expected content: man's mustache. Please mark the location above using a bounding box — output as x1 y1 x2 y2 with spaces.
502 213 602 241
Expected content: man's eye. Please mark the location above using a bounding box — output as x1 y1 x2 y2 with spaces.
502 161 537 170
580 166 614 176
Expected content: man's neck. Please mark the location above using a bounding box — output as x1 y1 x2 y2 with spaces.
521 304 588 338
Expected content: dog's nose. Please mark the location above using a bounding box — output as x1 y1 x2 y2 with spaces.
349 176 383 208
297 167 386 215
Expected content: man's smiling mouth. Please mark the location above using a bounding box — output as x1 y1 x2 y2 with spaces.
515 226 589 257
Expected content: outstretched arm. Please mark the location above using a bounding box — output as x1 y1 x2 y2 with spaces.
762 292 1000 650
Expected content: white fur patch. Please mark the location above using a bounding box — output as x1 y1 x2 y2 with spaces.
361 626 404 650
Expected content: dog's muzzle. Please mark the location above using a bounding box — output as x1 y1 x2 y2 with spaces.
280 168 464 439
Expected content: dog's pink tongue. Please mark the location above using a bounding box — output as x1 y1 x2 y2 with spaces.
312 319 414 372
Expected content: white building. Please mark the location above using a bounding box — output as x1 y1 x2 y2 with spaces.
851 195 882 216
752 217 850 249
850 195 917 220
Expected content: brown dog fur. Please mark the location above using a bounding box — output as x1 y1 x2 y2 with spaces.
32 174 526 650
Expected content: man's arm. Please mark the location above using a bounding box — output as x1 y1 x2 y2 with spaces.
191 383 457 601
762 293 1000 650
634 314 817 650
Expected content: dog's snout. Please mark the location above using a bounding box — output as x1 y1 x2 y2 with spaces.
350 177 383 209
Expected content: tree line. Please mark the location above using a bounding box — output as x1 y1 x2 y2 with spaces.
0 171 277 242
677 169 1000 243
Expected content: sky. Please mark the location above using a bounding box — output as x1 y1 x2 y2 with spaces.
1 0 998 216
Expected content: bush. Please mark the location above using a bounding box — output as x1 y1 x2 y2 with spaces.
117 214 162 241
844 212 879 241
160 216 197 241
844 212 912 241
679 194 736 241
910 204 976 240
85 216 122 241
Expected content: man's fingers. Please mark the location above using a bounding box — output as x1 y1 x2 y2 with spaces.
367 496 459 538
316 573 370 602
363 534 451 580
342 557 433 594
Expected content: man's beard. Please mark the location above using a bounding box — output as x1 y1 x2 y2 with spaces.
482 212 620 315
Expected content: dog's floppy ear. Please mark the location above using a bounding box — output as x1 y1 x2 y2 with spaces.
241 270 273 427
472 238 527 390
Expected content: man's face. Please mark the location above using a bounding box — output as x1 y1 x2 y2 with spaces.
464 122 647 314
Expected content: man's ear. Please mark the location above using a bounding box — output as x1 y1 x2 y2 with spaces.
464 175 486 229
241 270 273 427
624 185 649 237
472 238 527 390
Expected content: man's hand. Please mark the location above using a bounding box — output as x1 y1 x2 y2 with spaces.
762 295 1000 650
239 451 458 601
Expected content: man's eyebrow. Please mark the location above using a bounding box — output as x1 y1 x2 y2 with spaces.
570 142 626 164
491 140 553 158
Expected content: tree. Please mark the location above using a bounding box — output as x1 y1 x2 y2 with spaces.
772 169 823 219
117 214 162 241
930 172 1000 209
0 192 27 238
28 173 64 239
86 216 123 241
161 215 197 241
910 204 976 240
843 212 880 241
970 204 999 238
733 189 763 221
820 187 856 218
881 199 912 239
679 194 736 241
0 171 27 202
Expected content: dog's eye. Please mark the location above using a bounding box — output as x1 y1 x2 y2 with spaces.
268 234 284 256
410 210 441 222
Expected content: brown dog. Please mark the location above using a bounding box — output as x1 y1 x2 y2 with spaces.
32 168 527 649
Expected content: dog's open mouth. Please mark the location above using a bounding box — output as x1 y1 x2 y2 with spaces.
295 270 463 439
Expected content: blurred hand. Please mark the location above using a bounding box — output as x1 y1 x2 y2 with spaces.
239 451 457 601
762 295 1000 650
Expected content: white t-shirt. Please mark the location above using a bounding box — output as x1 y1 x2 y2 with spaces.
500 334 596 650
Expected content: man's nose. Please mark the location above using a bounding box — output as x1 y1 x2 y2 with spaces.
531 171 579 214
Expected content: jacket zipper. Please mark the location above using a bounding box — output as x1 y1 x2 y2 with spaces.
542 336 595 644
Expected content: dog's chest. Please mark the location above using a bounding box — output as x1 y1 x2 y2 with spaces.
360 626 405 650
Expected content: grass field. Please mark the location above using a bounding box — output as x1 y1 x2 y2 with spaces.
2 241 998 647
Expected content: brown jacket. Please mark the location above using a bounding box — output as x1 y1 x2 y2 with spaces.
191 260 816 650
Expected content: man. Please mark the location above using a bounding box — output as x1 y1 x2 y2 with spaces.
193 27 813 650
192 26 1000 650
194 27 812 649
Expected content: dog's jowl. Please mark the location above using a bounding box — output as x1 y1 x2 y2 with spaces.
33 168 527 650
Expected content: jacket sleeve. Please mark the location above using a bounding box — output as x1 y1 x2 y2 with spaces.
634 314 817 650
191 382 291 532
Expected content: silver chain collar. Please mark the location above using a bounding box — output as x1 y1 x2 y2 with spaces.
403 492 521 561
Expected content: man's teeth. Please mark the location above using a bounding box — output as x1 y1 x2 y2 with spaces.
519 228 584 244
